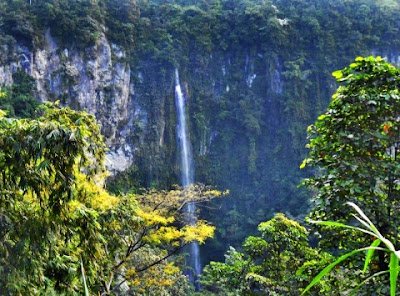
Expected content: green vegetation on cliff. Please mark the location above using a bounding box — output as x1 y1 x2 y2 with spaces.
127 0 400 261
0 69 39 117
1 0 400 278
201 57 400 296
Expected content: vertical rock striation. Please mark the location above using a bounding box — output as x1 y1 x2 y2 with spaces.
0 30 138 173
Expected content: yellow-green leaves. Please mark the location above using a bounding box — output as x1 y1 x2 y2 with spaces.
302 248 369 295
300 158 312 169
363 239 381 272
0 89 6 99
203 213 327 295
0 109 6 119
98 185 222 294
181 221 215 244
143 221 215 245
137 209 175 226
390 253 399 296
332 70 343 80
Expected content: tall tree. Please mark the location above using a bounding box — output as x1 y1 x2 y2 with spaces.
302 56 400 268
0 102 219 295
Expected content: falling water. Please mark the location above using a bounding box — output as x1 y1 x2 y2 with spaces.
174 69 201 289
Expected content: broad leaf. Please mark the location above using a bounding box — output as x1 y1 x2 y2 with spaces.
390 253 399 296
363 239 381 272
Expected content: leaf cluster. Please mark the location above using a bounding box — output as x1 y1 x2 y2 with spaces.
303 56 400 251
0 105 220 295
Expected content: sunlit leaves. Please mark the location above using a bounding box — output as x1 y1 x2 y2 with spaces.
202 213 329 295
0 104 109 294
97 184 222 294
0 103 106 215
332 70 343 80
143 221 215 245
302 57 400 257
0 89 6 99
0 105 220 295
136 208 175 226
180 221 215 244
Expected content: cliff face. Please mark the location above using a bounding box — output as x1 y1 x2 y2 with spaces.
1 27 400 241
1 0 400 262
0 30 138 172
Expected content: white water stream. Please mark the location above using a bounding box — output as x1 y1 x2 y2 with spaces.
174 69 201 289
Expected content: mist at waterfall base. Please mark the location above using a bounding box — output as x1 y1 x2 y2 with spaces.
174 69 201 289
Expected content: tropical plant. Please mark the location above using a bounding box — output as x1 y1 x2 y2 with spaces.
303 202 400 296
0 103 107 294
302 56 400 263
0 103 220 295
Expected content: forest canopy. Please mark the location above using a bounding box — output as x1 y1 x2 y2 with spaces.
201 57 400 295
0 101 219 295
1 57 396 295
0 0 400 294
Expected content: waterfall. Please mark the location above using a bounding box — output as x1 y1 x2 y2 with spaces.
174 69 201 289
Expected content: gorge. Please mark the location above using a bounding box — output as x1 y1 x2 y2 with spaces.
0 0 400 283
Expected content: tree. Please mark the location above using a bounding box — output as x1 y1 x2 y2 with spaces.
0 103 220 295
97 184 221 295
0 103 107 294
103 0 139 48
302 56 400 268
201 214 334 295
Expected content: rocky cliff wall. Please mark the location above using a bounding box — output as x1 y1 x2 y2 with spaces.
0 30 138 172
1 0 400 261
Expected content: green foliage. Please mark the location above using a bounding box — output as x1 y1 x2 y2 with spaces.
297 57 400 294
201 247 251 295
302 57 400 256
0 0 37 47
201 214 334 295
33 0 104 48
0 104 106 294
0 104 220 295
1 0 400 277
0 70 40 118
304 203 400 296
0 0 139 50
103 0 139 48
128 0 400 259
